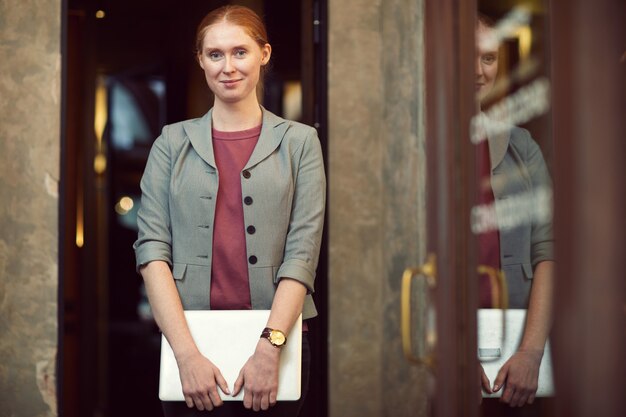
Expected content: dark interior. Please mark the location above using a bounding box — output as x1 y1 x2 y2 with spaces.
62 1 328 416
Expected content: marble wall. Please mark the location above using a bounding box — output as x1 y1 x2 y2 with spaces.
0 1 61 416
328 0 429 416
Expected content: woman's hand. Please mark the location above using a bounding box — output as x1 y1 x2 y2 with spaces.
478 363 493 404
233 339 281 411
177 351 230 411
492 349 543 407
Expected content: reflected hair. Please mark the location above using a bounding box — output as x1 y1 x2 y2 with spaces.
477 12 496 29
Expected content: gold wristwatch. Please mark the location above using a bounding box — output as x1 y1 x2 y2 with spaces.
260 327 287 348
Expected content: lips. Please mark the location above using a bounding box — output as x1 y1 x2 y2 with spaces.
221 79 243 87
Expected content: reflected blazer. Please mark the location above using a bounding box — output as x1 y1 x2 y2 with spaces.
487 125 554 308
134 108 326 319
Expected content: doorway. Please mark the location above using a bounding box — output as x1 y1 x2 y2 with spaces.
61 1 328 416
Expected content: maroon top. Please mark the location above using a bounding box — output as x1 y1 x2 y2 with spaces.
210 125 261 310
476 140 501 308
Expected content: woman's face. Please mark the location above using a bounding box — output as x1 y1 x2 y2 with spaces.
198 21 271 106
476 22 499 102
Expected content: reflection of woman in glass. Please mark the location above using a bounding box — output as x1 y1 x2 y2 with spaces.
134 5 325 416
475 14 555 410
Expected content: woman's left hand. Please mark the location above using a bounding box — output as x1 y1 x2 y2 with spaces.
233 339 281 411
492 349 543 407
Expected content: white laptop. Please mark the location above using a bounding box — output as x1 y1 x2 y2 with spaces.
478 309 554 397
159 310 302 401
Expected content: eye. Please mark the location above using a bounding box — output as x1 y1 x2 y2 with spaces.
481 53 497 65
207 51 223 61
234 49 247 58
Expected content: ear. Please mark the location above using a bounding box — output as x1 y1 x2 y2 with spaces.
261 43 272 66
197 52 206 70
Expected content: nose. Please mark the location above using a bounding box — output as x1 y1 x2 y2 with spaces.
475 56 483 78
222 56 235 74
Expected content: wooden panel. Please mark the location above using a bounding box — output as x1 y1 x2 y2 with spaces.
424 0 478 416
551 2 626 417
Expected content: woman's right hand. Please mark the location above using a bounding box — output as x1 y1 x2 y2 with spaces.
177 351 231 411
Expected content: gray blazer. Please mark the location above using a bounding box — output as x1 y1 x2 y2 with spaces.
134 108 326 319
488 126 554 308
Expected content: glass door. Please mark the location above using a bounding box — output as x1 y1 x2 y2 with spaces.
405 1 624 417
402 1 559 416
473 2 556 416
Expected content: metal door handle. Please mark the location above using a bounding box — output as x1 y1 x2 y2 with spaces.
477 265 509 358
476 265 509 310
401 253 437 366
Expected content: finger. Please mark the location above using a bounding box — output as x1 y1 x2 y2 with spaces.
200 391 214 411
233 371 244 397
253 392 262 412
500 385 514 404
480 370 492 393
519 386 535 408
492 365 508 392
510 389 525 408
243 389 253 410
214 369 231 396
269 391 278 407
184 395 194 409
478 365 489 404
261 393 270 411
192 395 205 411
207 384 222 408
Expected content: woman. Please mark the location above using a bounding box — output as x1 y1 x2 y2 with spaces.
475 13 555 413
133 6 325 416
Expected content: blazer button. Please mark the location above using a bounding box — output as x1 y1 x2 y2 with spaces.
244 196 253 205
248 255 257 264
247 225 256 234
242 170 251 179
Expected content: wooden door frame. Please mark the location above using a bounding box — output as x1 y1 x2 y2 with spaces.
300 1 329 416
61 2 105 416
551 2 626 416
424 1 479 416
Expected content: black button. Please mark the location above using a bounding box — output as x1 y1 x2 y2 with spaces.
248 255 257 264
242 170 251 179
247 225 256 234
244 196 253 205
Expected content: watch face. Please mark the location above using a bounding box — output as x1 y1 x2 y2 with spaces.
270 330 286 346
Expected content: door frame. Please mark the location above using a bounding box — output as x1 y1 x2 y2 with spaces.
550 2 626 417
423 1 479 416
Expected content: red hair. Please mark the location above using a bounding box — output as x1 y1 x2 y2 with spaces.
195 5 269 55
477 12 496 29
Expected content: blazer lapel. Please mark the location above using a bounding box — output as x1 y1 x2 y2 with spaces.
182 110 216 168
244 107 289 169
181 107 288 170
484 114 511 171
